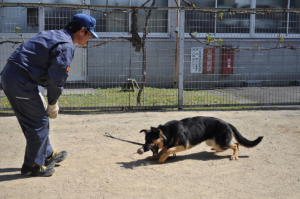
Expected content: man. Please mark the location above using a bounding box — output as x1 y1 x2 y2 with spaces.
0 13 98 177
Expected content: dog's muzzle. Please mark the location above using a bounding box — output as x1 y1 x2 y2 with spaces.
137 144 159 156
143 144 153 152
137 144 151 155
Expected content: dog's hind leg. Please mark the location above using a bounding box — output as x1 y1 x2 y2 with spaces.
211 142 239 160
228 143 239 160
158 145 186 163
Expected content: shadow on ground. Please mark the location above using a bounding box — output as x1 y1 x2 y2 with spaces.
0 168 29 182
117 151 249 169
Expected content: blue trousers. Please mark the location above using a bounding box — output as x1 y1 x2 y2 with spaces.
1 62 53 166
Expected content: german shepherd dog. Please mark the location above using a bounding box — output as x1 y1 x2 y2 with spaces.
137 116 263 163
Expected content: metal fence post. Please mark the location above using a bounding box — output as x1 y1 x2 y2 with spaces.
83 0 90 82
250 0 256 36
178 9 185 109
38 5 45 95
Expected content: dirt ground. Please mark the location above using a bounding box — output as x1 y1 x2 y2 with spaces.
0 109 300 199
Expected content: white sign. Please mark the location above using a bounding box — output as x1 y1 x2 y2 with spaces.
190 47 203 73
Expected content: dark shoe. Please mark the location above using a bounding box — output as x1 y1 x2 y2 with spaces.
21 164 55 177
45 151 68 168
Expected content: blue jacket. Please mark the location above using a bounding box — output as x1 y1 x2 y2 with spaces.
8 29 75 105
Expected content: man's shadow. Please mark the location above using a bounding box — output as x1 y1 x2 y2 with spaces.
0 168 29 182
117 151 249 169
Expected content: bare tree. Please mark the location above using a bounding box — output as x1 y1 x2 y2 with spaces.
136 0 156 105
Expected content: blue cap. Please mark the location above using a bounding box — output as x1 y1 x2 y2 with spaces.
71 13 98 38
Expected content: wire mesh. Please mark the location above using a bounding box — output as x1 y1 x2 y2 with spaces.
0 2 299 111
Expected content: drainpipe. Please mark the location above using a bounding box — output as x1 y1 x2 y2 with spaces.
174 0 179 88
250 0 256 37
178 9 185 109
38 3 45 95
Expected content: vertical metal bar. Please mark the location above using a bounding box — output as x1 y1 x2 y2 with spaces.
214 0 218 35
178 9 185 109
174 0 179 88
250 0 256 36
38 5 45 95
287 0 290 35
129 0 132 34
83 0 90 82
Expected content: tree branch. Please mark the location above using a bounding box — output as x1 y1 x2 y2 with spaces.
130 8 142 52
188 32 300 51
137 0 156 105
182 0 195 7
78 37 132 48
0 40 23 45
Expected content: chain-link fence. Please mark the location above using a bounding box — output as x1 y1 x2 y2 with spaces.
0 1 299 111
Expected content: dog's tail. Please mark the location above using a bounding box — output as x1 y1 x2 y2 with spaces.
228 123 263 148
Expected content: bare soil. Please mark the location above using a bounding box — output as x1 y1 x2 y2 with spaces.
0 109 300 199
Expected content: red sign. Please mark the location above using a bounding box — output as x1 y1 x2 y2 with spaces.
221 49 234 74
203 48 215 74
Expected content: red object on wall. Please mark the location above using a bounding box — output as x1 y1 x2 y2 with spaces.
203 48 215 74
221 49 234 74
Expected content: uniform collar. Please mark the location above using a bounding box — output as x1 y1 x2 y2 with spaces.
62 29 73 41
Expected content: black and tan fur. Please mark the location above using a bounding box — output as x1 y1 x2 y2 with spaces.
138 116 263 163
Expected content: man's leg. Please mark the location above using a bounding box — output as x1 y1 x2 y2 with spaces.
1 70 54 176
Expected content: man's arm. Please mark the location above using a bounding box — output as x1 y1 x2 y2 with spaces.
47 42 75 105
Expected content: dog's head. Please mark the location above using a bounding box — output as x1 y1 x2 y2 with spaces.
137 127 167 154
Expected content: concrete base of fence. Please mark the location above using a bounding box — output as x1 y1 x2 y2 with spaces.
0 88 99 98
47 88 99 95
243 80 262 87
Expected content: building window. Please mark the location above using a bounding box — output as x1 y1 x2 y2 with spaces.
288 0 300 34
255 0 288 34
185 0 299 37
45 8 81 31
90 0 168 35
27 7 39 27
131 0 168 33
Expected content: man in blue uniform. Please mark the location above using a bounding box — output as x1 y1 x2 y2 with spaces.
0 13 98 177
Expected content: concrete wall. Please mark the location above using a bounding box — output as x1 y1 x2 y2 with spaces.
87 39 177 88
86 39 300 89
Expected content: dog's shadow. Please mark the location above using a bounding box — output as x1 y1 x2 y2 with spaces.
117 151 249 169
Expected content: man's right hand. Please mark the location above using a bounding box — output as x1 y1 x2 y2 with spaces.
47 103 59 119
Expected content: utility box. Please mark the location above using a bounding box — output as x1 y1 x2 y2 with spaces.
221 49 234 74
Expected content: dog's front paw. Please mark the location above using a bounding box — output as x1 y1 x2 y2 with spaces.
230 155 238 160
157 159 166 164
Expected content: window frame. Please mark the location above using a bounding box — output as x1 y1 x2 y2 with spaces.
89 0 170 38
184 0 300 39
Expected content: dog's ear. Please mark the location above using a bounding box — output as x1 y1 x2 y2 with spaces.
151 127 167 141
140 129 149 134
